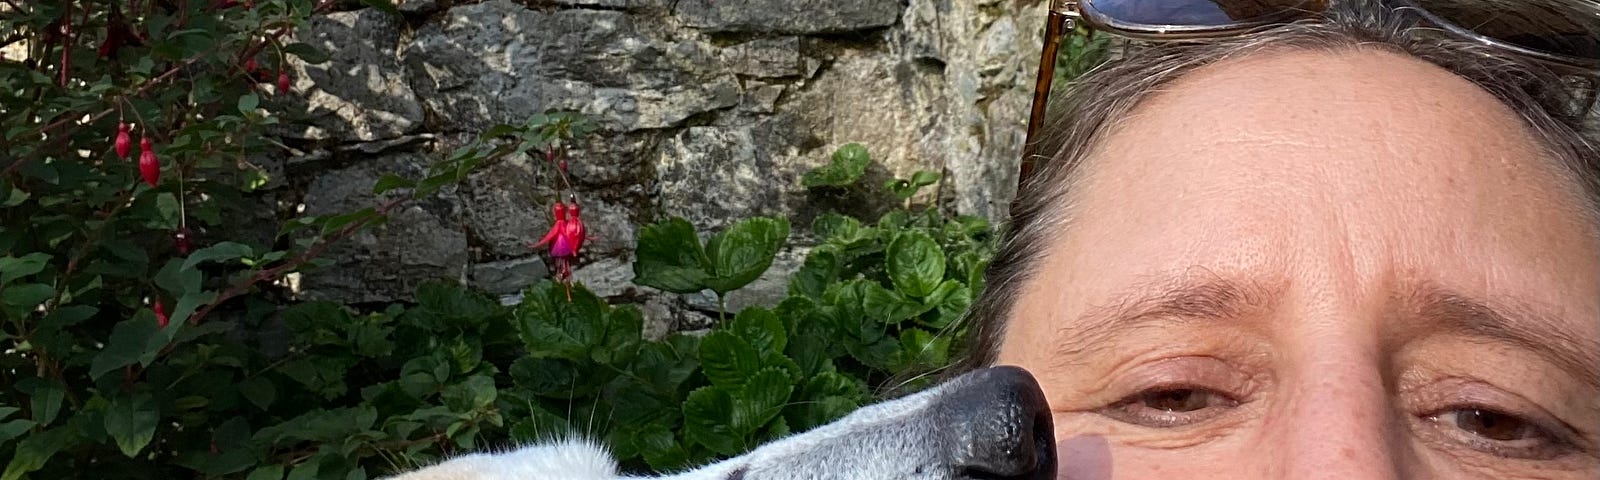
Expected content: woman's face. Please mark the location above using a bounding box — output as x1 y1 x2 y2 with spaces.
997 49 1598 479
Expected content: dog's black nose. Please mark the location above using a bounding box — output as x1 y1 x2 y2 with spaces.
940 366 1056 480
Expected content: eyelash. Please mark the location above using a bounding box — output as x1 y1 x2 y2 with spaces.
1101 386 1579 460
1099 384 1241 428
1421 403 1575 460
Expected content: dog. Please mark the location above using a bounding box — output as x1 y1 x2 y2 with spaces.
387 366 1056 480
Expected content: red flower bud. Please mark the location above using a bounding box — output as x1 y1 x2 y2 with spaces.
114 123 131 159
545 148 557 163
276 70 290 94
558 159 568 172
154 300 169 328
174 226 193 255
245 57 257 73
138 137 160 187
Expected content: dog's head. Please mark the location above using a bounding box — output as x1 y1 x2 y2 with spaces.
668 366 1056 480
389 366 1056 480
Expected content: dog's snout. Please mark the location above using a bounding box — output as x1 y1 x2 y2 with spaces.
942 366 1056 480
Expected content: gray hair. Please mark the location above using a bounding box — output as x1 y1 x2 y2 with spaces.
951 0 1600 374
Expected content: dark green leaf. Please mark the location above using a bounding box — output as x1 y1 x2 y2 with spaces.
631 218 710 293
886 231 945 298
704 217 790 294
239 377 276 411
25 381 63 426
729 307 785 354
0 253 50 285
88 311 164 380
730 367 794 436
105 393 159 457
282 42 330 64
699 331 760 389
181 241 254 270
2 283 53 311
1 427 71 480
801 143 870 188
246 465 286 480
682 386 743 456
372 174 415 195
237 92 259 113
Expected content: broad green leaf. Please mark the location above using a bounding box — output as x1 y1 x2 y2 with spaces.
24 381 63 426
699 331 761 389
2 283 53 311
730 307 785 354
886 231 945 298
0 253 50 285
372 174 415 195
862 281 931 323
894 328 952 371
631 218 710 293
238 377 276 411
682 386 743 456
246 465 286 480
89 311 164 380
0 419 32 445
153 258 202 295
105 393 159 457
237 92 259 113
181 241 254 270
703 217 789 294
1 187 26 207
909 170 942 188
1 427 71 480
632 424 689 472
730 367 794 436
282 42 330 64
800 143 870 188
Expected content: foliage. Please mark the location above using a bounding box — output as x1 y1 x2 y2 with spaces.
1054 25 1113 86
0 0 994 474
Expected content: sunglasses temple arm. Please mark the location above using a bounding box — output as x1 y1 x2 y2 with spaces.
1020 8 1071 186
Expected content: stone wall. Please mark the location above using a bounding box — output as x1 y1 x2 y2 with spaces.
271 0 1046 330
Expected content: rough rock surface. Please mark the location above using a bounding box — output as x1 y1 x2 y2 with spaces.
674 0 903 34
283 9 424 142
269 0 1046 333
298 153 467 303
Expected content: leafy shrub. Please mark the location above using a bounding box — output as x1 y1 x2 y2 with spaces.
1 0 994 471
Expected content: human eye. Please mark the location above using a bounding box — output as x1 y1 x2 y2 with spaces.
1422 404 1577 460
1099 384 1242 428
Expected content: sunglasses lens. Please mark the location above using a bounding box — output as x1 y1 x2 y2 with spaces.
1087 0 1327 27
1415 0 1600 61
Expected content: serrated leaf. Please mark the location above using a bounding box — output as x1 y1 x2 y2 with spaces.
730 368 794 436
698 331 760 388
886 231 945 298
729 307 785 354
682 386 743 456
801 143 870 188
631 218 710 293
105 393 159 457
703 217 789 294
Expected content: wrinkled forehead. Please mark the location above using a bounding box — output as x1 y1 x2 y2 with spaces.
1043 47 1598 319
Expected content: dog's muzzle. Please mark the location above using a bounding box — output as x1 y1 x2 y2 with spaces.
940 366 1057 480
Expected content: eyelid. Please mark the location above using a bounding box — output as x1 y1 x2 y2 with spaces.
1406 376 1596 454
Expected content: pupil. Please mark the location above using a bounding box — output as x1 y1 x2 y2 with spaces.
1144 390 1204 412
1457 409 1524 441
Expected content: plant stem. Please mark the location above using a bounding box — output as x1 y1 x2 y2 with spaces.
717 293 727 323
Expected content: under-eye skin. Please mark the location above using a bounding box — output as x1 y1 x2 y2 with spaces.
1100 384 1242 427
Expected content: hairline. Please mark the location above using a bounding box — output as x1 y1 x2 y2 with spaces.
951 6 1600 376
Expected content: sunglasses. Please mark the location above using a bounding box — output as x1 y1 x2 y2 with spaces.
1020 0 1600 183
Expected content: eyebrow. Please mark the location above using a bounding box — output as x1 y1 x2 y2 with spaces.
1406 287 1600 391
1048 271 1274 362
1047 273 1599 390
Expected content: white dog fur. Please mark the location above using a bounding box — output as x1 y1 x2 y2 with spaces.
387 367 1053 480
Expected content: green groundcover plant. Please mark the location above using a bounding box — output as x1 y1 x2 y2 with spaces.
0 0 1026 477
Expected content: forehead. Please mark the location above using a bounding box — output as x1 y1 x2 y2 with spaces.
1024 47 1597 335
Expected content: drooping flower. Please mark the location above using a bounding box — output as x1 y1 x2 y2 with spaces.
529 201 590 300
174 226 193 255
276 70 291 94
154 300 169 328
138 137 160 187
114 122 132 159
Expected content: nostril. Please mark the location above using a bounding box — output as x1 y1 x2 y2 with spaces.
944 367 1057 480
